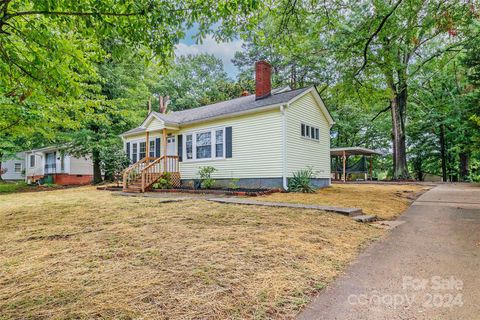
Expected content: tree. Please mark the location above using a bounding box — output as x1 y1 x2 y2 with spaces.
246 0 478 179
0 0 259 162
64 43 156 183
153 54 237 111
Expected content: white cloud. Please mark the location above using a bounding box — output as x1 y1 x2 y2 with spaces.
175 35 243 78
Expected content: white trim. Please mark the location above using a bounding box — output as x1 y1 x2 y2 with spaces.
300 122 320 141
281 104 288 191
13 162 22 173
182 126 226 162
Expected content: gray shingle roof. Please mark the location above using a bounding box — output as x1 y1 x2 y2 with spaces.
155 86 311 124
123 86 312 136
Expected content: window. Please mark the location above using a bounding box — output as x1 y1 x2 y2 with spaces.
132 143 138 163
139 142 146 159
196 131 211 159
29 155 35 167
149 140 155 158
301 123 320 141
186 134 193 160
215 129 224 158
184 127 225 161
14 163 22 173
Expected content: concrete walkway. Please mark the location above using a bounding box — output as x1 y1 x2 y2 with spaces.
297 184 480 320
208 198 363 216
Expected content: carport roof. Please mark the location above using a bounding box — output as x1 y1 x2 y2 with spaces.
330 147 382 157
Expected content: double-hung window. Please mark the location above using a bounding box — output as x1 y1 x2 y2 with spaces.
185 134 193 160
196 131 212 159
184 127 225 161
132 143 138 163
149 140 155 158
139 142 146 159
14 163 22 173
215 129 224 158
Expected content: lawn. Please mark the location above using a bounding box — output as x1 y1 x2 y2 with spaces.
0 187 384 319
0 181 28 193
260 183 430 220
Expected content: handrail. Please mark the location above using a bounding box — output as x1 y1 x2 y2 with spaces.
122 157 155 189
123 155 179 192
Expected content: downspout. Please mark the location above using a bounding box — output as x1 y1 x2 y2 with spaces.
280 104 288 191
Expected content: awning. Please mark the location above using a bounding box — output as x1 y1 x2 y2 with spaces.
330 147 382 157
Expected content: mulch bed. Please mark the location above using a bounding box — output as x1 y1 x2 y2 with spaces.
150 188 282 196
97 185 282 196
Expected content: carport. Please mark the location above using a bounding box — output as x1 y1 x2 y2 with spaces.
330 147 382 182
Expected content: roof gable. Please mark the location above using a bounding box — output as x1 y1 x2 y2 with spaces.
286 87 334 126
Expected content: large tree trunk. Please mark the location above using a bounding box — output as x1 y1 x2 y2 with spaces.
459 153 469 181
390 85 409 180
439 124 447 182
92 150 103 184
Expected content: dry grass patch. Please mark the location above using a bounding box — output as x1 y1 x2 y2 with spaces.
0 187 384 319
261 183 430 220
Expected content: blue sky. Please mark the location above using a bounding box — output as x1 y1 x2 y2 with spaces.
175 27 243 79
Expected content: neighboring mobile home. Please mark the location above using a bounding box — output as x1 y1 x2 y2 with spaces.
121 61 334 192
0 152 25 181
24 146 93 185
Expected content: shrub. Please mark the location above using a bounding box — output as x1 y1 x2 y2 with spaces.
198 166 217 189
152 172 172 189
228 178 240 190
288 167 316 193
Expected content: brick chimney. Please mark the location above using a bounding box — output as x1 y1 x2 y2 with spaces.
255 60 271 100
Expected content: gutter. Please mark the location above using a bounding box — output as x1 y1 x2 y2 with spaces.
280 104 288 191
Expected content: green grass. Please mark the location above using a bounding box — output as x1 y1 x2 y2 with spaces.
0 182 28 193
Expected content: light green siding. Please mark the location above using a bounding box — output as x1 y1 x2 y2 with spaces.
285 92 331 179
178 109 283 179
146 117 165 131
122 91 332 185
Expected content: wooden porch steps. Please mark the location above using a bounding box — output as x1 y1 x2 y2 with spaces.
122 155 180 193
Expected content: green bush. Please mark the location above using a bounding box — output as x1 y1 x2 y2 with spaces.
152 172 172 189
288 167 316 193
228 178 240 190
198 166 217 189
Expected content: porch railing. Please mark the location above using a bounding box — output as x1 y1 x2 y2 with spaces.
122 155 179 192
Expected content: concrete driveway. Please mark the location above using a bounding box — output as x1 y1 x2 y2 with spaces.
297 183 480 320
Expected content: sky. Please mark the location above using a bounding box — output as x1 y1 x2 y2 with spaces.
174 27 243 79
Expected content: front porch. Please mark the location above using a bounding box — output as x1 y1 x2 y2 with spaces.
122 127 180 192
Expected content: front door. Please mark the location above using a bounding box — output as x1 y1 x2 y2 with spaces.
45 152 56 174
166 136 176 156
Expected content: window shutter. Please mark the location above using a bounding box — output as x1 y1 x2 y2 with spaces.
177 135 183 162
155 138 161 157
226 127 233 158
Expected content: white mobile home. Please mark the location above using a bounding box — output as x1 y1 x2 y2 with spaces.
24 146 93 185
0 152 25 181
121 61 334 192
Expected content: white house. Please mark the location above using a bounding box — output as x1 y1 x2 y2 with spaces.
121 61 334 192
0 152 25 181
24 146 93 185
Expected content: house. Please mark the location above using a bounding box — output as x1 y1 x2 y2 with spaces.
24 146 93 185
121 61 335 192
0 152 25 181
